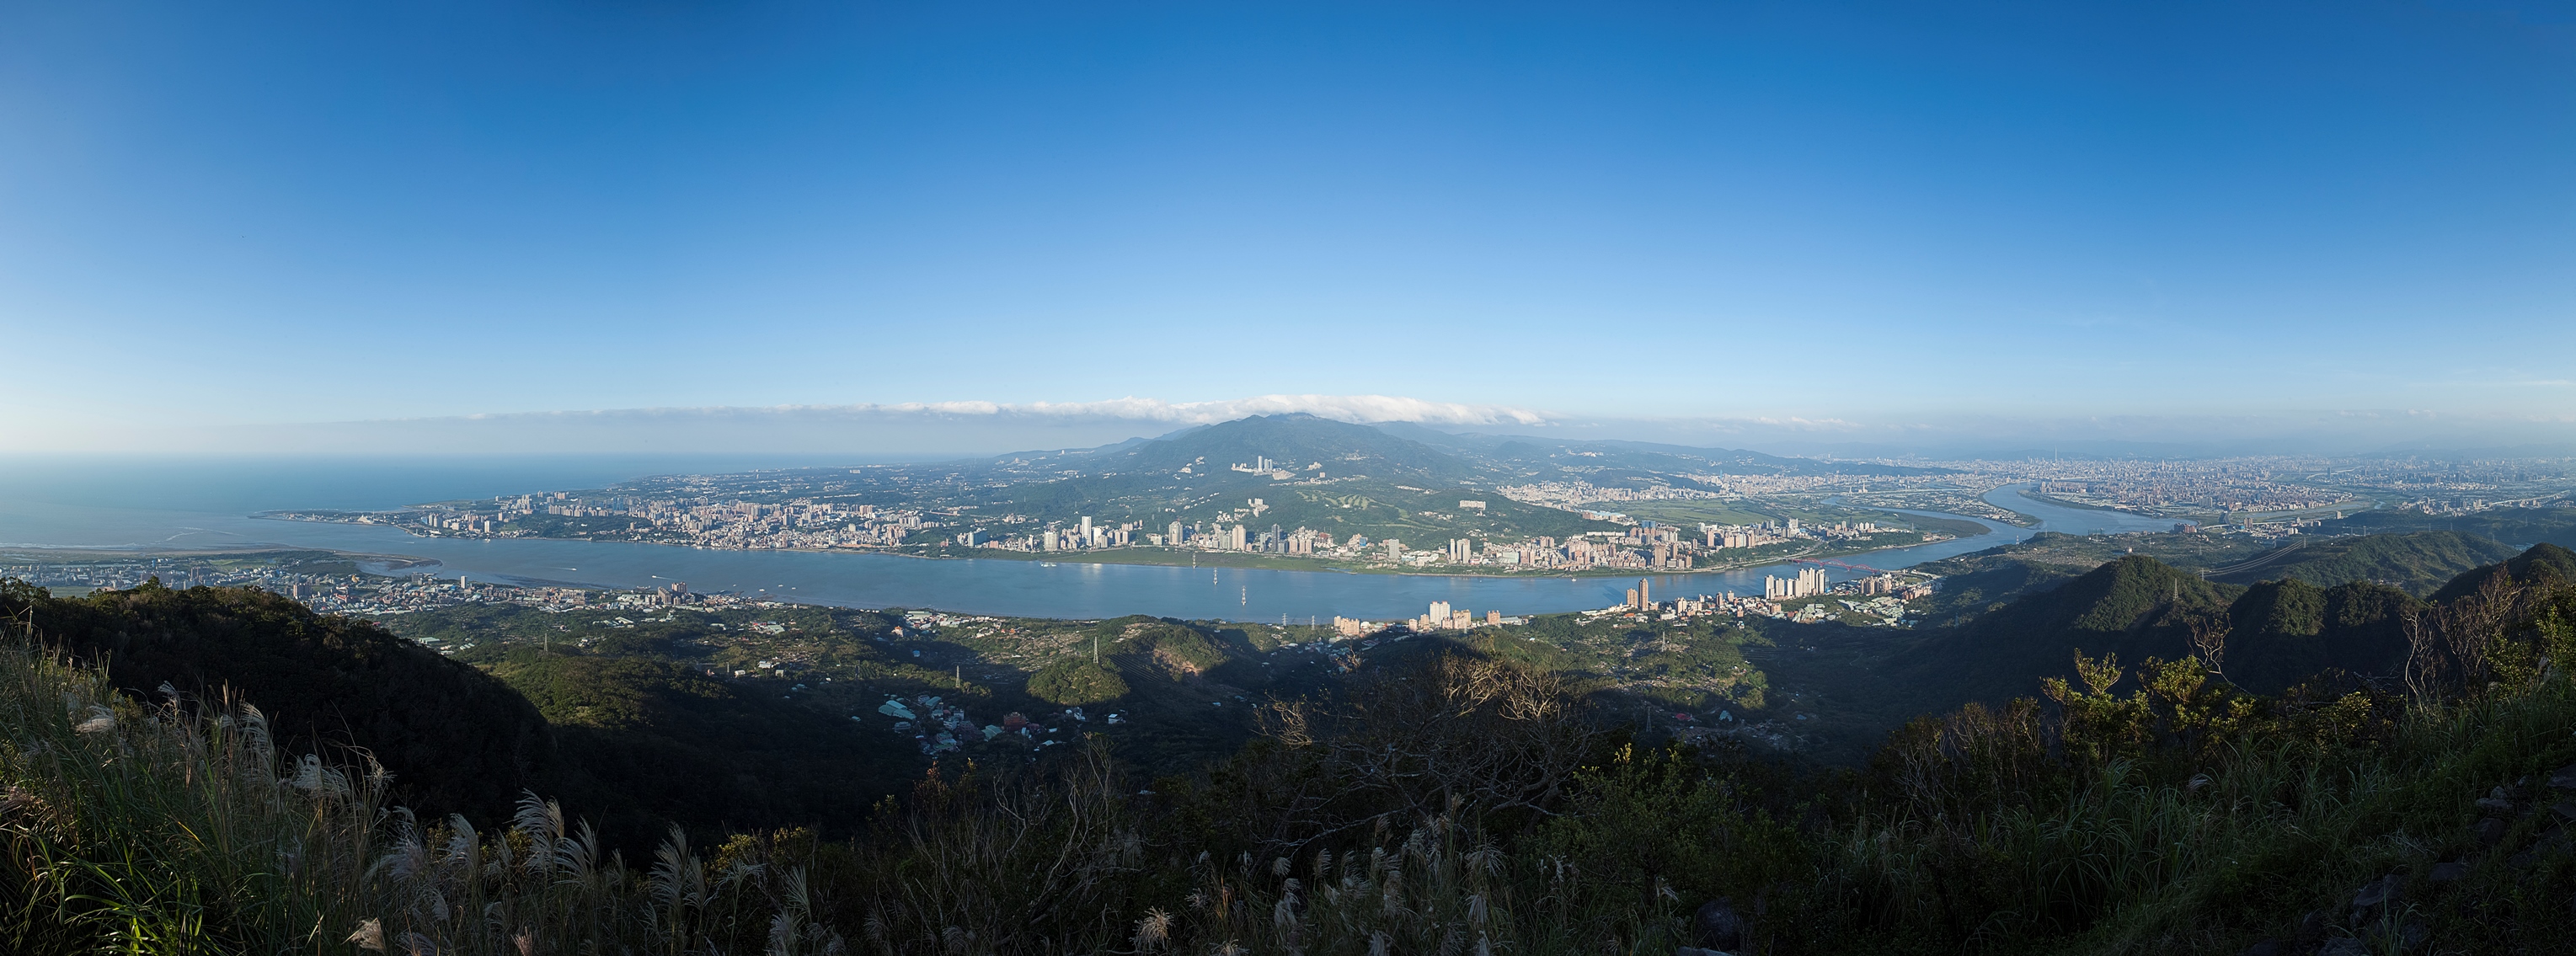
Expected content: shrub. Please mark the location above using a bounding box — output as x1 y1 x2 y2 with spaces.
1029 659 1130 705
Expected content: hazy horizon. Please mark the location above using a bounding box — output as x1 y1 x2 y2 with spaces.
3 395 2571 462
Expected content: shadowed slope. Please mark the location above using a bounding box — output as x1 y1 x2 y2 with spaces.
0 579 555 822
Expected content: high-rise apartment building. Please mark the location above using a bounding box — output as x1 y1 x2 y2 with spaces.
1763 567 1830 601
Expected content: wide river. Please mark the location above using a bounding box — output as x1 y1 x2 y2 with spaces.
0 457 2169 621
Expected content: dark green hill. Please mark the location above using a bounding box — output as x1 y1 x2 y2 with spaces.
1905 531 2279 625
0 579 556 822
2428 542 2576 603
485 651 914 847
1891 556 2240 710
1908 556 2087 627
0 579 924 849
2322 505 2576 550
2220 579 2414 692
1889 551 2442 707
1088 619 1266 770
1109 414 1472 483
2208 530 2521 595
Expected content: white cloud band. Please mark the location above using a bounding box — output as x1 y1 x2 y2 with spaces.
733 394 1549 427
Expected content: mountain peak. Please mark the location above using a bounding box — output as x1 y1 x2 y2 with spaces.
1114 414 1472 480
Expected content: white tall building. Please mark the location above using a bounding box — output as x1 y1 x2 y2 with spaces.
1763 566 1830 600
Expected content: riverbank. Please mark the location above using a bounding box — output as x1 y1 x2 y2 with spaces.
0 546 440 572
1836 489 2039 527
258 515 1956 581
858 532 1951 579
2021 490 2159 516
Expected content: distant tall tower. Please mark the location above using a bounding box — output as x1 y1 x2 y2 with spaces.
1168 520 1184 545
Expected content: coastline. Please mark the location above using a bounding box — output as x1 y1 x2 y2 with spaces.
0 543 440 571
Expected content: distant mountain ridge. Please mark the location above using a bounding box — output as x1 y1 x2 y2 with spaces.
2323 505 2576 552
2428 541 2576 603
1105 414 1474 483
1368 421 1948 478
992 414 1948 486
2207 530 2521 596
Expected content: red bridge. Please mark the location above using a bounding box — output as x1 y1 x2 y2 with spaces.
1791 557 1888 574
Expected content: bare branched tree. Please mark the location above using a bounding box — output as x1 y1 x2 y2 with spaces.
2402 604 2446 708
2445 572 2527 691
2184 610 2232 686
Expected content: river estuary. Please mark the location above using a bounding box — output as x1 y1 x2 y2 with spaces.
0 457 2164 621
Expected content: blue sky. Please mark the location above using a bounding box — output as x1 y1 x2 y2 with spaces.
2 1 2571 452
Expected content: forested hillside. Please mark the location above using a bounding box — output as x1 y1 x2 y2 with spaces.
0 579 554 821
2208 530 2522 595
0 579 920 848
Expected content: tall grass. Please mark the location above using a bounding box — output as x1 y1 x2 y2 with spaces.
0 632 386 953
0 623 831 955
1146 807 1697 956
